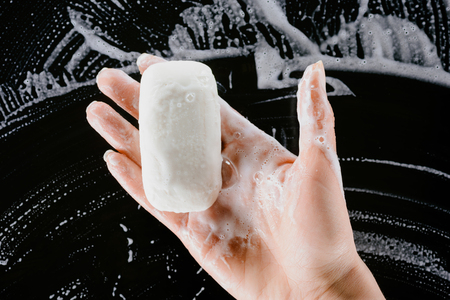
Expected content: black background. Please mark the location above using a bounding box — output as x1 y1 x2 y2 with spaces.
1 0 450 299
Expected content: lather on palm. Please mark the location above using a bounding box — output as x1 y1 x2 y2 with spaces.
86 54 384 299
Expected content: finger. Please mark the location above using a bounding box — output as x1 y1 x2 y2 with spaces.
218 97 253 145
97 68 140 119
283 62 351 252
218 97 263 163
297 61 336 154
87 101 141 166
104 150 187 233
295 60 343 190
136 53 166 74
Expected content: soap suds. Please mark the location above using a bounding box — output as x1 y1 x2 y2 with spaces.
354 230 450 281
177 111 293 273
3 0 450 137
359 157 450 180
345 186 450 215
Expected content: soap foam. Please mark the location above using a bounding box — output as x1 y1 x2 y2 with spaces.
354 230 450 281
176 109 294 274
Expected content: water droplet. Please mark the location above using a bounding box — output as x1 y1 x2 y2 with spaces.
221 157 238 189
253 171 264 185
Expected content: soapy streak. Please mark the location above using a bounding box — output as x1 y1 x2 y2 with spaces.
0 156 123 267
0 7 139 130
253 0 319 55
359 158 450 180
345 186 450 215
3 0 450 131
354 230 450 281
349 208 450 241
250 76 355 106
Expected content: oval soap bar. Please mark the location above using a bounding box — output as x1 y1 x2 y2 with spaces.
139 61 222 213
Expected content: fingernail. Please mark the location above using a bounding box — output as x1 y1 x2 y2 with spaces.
136 53 151 68
96 67 109 84
86 100 97 112
103 149 115 162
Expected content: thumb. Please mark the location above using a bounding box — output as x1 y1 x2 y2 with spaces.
295 61 343 192
284 61 353 255
297 61 336 154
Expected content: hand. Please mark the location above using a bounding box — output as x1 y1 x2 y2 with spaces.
86 54 385 299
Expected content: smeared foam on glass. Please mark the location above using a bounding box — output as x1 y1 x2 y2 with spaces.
0 6 139 133
4 0 450 137
168 0 450 89
251 0 450 88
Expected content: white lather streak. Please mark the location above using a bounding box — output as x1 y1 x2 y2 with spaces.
360 158 450 180
253 0 319 55
354 230 450 282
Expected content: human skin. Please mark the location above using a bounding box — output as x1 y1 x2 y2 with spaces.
86 54 385 300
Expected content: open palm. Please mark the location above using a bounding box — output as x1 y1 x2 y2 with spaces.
87 55 384 299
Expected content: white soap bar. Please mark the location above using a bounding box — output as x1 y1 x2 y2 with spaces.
139 61 222 213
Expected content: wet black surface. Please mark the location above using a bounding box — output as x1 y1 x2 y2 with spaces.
1 0 450 299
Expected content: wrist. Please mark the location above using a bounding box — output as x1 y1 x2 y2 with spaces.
317 257 385 300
